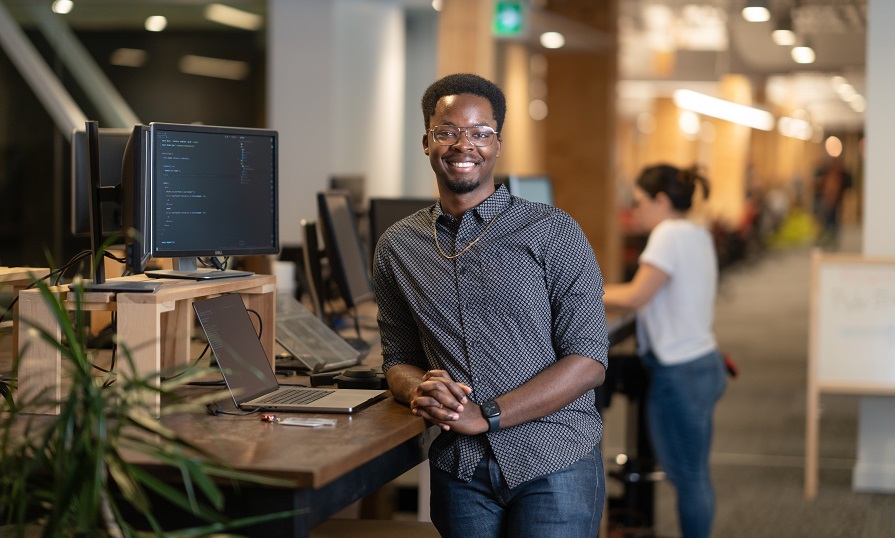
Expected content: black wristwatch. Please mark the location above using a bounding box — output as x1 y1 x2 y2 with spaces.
481 400 501 432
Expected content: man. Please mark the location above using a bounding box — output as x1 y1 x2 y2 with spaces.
373 73 609 537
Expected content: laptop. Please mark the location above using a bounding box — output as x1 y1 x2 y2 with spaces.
193 294 386 413
274 293 362 373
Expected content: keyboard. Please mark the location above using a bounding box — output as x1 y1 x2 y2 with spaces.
255 388 334 405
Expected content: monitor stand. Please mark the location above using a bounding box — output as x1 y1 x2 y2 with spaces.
144 257 253 280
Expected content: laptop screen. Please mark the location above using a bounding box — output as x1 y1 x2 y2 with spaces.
193 294 278 403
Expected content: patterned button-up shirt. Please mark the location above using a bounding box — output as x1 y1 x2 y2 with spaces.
373 185 609 488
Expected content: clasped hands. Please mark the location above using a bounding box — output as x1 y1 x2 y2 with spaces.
410 370 487 434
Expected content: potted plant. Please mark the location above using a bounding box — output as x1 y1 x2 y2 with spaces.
1 273 296 536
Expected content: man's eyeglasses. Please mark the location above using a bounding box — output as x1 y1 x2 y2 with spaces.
428 125 498 147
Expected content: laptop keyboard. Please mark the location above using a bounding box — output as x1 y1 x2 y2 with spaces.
255 388 335 405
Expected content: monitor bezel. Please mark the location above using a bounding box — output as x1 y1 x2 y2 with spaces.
70 127 132 237
147 122 280 260
317 190 375 309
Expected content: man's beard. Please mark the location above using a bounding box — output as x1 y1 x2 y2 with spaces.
443 175 481 195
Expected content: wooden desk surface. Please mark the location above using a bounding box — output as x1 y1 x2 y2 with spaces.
140 395 431 490
0 267 50 284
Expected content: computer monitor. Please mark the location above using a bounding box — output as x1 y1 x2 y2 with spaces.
368 197 436 265
316 190 374 310
78 121 161 293
301 219 326 320
71 127 132 237
142 122 279 279
120 124 153 275
499 175 554 205
328 175 365 215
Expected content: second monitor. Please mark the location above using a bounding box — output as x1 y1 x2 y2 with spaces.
499 175 554 205
140 122 280 279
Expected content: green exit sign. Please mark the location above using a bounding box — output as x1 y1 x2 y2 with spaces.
493 1 524 37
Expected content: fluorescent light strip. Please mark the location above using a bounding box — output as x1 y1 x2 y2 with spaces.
673 89 774 131
204 3 263 31
179 55 249 80
109 48 148 68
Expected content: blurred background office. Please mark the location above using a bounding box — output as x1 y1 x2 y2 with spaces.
2 1 895 536
0 0 871 276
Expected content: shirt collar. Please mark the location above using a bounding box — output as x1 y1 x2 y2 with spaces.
435 183 511 224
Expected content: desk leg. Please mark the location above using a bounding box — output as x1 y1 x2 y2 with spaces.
116 298 172 416
16 289 62 414
160 299 194 371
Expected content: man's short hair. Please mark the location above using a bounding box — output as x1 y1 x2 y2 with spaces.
421 73 507 133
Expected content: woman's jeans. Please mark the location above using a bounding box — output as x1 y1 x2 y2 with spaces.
430 445 605 537
642 349 727 538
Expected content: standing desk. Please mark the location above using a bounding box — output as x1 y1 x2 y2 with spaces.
15 274 276 415
4 395 434 538
120 397 437 537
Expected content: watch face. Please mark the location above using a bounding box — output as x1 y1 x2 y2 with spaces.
482 400 500 417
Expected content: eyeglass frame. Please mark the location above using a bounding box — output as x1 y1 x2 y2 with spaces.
427 124 500 147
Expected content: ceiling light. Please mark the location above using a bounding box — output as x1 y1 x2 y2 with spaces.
179 55 250 80
792 41 815 64
540 32 565 49
742 1 770 23
529 99 548 121
673 89 775 131
109 48 148 68
145 16 167 32
204 3 263 31
772 12 796 46
678 110 701 137
777 116 813 140
51 0 73 14
431 0 443 11
772 28 796 46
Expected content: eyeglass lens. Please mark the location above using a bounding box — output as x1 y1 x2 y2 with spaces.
431 125 496 147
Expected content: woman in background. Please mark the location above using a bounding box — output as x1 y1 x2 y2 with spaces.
603 163 727 538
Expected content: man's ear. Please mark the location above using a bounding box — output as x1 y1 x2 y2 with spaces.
422 133 430 155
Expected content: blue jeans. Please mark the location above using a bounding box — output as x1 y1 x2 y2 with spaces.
642 349 727 538
429 446 605 537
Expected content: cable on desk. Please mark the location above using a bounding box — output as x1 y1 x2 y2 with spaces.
205 401 262 417
167 299 262 385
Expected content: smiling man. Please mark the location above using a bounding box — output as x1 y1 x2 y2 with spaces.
372 73 609 537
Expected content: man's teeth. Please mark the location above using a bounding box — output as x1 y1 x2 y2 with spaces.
451 162 474 168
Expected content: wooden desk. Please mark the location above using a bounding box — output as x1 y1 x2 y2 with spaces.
16 274 276 415
127 396 435 537
1 267 50 363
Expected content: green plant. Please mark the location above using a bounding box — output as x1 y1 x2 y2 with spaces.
1 276 297 537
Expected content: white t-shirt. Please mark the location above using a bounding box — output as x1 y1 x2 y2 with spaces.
636 218 718 365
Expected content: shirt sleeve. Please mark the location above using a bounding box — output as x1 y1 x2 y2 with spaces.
639 221 677 276
372 232 427 374
543 211 609 369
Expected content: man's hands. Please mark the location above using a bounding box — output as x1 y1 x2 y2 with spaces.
410 370 487 434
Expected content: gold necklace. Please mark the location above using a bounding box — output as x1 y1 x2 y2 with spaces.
433 211 502 260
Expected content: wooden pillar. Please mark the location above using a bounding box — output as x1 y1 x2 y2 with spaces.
543 0 620 281
496 41 545 176
705 75 753 228
646 97 696 167
436 0 495 78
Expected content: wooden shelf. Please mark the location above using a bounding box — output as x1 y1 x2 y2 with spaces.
16 273 276 415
